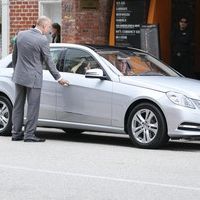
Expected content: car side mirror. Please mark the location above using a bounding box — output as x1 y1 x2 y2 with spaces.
85 68 107 80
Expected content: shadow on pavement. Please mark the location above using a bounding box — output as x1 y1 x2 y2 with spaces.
36 130 133 147
35 129 200 151
163 140 200 152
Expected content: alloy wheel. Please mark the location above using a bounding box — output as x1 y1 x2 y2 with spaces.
0 100 9 132
131 108 158 144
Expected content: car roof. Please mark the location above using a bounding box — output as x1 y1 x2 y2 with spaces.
84 44 147 54
49 43 147 54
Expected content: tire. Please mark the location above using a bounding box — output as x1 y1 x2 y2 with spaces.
63 128 83 136
127 102 169 149
0 96 12 136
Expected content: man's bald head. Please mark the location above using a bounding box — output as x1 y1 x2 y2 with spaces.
36 16 51 26
36 16 52 35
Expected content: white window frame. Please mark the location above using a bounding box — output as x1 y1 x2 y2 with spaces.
39 0 61 24
1 0 9 58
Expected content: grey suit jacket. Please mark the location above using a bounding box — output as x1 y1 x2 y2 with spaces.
12 28 61 88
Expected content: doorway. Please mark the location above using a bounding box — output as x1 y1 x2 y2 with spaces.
171 0 200 79
39 0 62 42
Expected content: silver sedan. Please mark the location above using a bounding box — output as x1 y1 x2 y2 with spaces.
0 43 200 148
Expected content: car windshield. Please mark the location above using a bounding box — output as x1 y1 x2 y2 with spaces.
97 49 180 77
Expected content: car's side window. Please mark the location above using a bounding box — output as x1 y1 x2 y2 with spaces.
43 47 67 70
63 48 101 74
7 48 66 69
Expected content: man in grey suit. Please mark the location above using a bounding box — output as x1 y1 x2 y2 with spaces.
12 16 69 142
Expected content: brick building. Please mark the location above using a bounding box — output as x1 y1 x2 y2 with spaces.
0 0 200 77
0 0 113 58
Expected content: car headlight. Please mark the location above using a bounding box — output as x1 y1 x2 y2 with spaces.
166 92 195 109
192 99 200 109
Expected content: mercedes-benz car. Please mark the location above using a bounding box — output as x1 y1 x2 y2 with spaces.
0 43 200 149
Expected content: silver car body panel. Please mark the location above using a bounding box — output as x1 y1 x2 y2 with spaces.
37 119 124 133
56 72 112 126
0 68 15 103
0 43 200 139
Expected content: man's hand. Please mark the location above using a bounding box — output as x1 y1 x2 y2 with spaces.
58 78 70 86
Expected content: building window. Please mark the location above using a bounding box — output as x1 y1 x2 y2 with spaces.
1 0 9 58
39 0 61 25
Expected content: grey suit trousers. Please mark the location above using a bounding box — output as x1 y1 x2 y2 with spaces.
12 84 41 138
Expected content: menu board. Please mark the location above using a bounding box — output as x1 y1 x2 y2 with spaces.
115 0 149 48
140 24 160 58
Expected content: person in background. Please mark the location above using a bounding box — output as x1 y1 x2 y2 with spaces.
171 16 192 77
51 23 61 43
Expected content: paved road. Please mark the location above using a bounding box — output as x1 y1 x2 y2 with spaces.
0 128 200 200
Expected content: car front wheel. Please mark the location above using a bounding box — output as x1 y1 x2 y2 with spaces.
127 102 169 149
0 96 12 136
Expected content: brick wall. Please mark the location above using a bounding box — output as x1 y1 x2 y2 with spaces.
9 0 113 46
9 0 38 42
62 0 113 44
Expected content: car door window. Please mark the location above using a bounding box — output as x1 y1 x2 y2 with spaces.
42 47 67 70
63 48 101 74
6 48 67 69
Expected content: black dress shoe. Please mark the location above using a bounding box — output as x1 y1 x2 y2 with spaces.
24 136 46 142
11 135 24 141
12 137 24 141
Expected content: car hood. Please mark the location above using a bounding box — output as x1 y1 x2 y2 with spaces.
120 76 200 99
